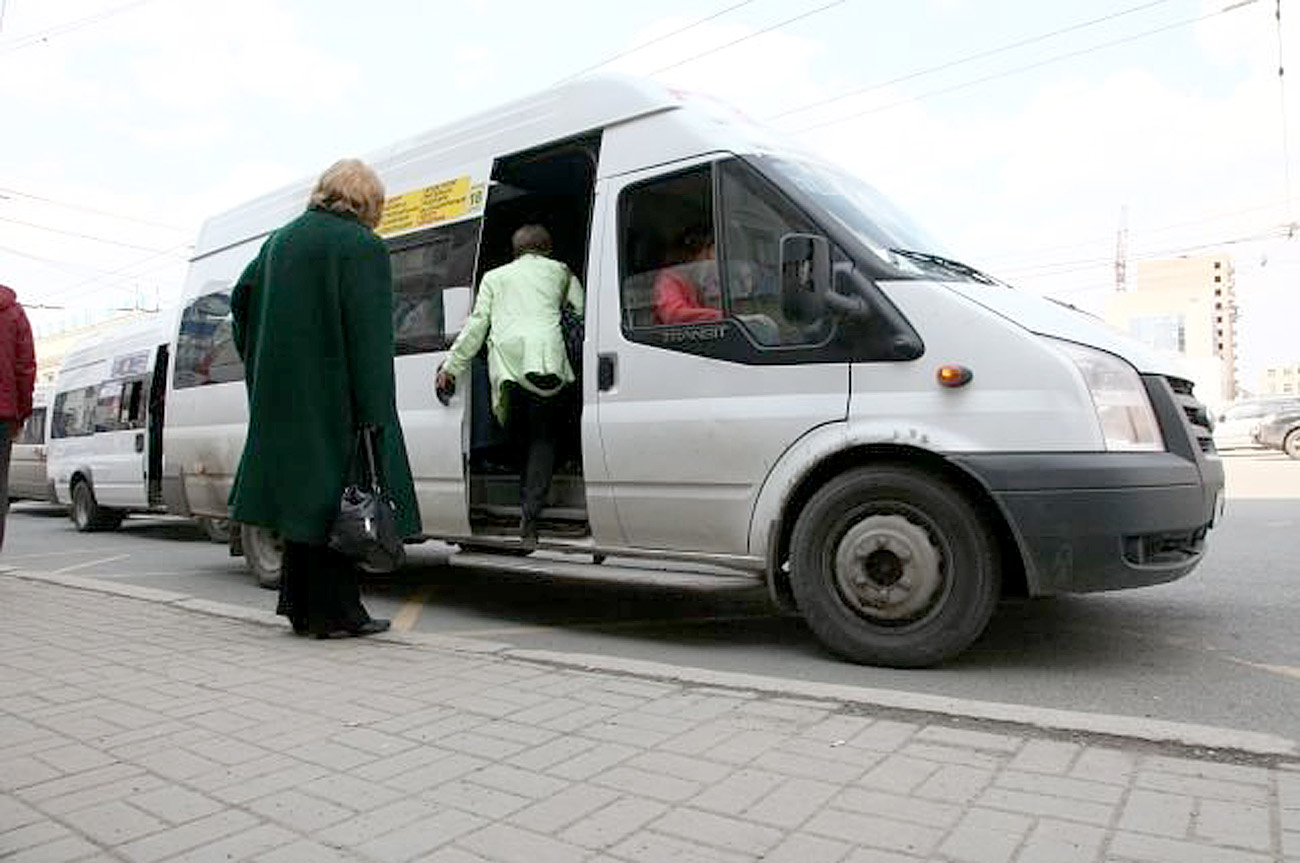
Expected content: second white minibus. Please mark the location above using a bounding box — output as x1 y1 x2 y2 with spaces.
163 75 1223 667
49 316 173 531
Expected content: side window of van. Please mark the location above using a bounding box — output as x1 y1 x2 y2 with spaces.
175 291 243 389
619 159 837 356
387 218 480 355
95 379 148 432
52 387 96 439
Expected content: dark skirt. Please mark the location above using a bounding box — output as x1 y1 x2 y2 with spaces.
276 541 372 635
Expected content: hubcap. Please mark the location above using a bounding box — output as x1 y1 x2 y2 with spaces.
834 514 943 621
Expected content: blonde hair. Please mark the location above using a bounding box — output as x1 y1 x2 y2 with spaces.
309 159 385 229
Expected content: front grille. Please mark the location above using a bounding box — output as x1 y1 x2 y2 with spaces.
1165 375 1215 455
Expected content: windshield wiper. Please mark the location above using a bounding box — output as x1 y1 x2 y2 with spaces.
887 249 1003 286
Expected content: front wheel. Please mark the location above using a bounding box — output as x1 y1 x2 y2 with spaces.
789 465 1000 668
70 479 123 532
241 524 284 589
1284 430 1300 460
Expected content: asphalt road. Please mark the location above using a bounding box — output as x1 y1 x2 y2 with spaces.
5 451 1298 742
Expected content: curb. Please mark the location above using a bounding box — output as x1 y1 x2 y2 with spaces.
8 568 1298 759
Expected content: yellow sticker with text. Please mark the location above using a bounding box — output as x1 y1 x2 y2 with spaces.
377 176 485 237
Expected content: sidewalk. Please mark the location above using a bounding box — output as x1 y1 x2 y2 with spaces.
2 572 1298 863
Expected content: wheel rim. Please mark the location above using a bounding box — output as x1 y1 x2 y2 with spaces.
1286 433 1300 458
833 513 945 623
245 527 284 574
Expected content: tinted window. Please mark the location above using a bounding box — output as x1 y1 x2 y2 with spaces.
52 387 97 439
387 218 480 355
174 291 243 389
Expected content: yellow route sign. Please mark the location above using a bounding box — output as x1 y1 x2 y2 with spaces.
377 176 486 237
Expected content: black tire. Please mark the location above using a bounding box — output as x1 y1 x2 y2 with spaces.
241 524 284 589
789 465 1000 668
69 479 123 532
1284 429 1300 460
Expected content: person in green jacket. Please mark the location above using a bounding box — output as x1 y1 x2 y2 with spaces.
229 158 421 638
435 224 583 548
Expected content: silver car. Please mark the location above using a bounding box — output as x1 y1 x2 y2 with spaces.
1213 397 1300 450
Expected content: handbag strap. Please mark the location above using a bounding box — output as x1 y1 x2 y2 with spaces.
356 424 381 492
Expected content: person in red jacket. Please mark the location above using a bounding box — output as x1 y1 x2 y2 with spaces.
0 284 36 552
653 225 724 325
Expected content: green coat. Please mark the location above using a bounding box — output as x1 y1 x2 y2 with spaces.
228 207 421 544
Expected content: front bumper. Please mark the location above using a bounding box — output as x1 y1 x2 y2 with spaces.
953 375 1223 596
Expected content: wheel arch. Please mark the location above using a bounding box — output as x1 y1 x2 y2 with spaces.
760 444 1030 612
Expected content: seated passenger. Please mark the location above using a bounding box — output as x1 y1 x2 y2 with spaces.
653 226 723 325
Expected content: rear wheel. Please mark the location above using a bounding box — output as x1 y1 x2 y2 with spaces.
69 479 123 532
1284 429 1300 460
789 465 1000 668
242 524 284 589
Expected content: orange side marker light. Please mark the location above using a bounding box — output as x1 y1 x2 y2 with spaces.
937 364 973 388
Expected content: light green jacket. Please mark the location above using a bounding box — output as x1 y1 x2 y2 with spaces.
443 253 585 423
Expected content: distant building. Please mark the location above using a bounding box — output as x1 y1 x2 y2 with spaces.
1104 256 1238 404
1260 363 1300 395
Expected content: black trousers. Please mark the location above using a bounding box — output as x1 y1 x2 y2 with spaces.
276 541 372 634
503 380 562 526
0 423 11 552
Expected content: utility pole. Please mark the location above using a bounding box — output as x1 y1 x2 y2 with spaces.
1115 204 1129 293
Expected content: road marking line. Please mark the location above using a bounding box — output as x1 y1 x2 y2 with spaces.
2 550 113 561
51 554 130 574
450 612 781 639
392 588 433 632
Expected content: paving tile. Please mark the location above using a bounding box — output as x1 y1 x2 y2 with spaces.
652 806 785 855
608 830 754 863
560 797 669 850
1109 830 1275 863
60 799 168 845
246 788 356 832
117 810 262 863
457 823 590 863
1117 789 1194 838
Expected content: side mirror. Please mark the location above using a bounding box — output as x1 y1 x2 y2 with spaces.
780 234 830 325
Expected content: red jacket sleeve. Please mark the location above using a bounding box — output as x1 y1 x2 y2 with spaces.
653 269 724 325
13 306 35 421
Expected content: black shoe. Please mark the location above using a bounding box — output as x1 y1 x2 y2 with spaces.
350 618 390 637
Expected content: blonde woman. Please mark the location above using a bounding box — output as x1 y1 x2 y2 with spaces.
229 159 420 638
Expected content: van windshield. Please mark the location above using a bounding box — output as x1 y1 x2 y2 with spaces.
762 157 997 285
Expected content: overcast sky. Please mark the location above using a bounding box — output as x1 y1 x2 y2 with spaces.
2 0 1297 386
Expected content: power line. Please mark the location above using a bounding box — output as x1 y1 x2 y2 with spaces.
1275 0 1294 223
558 0 760 83
0 213 183 254
649 0 847 76
0 185 188 233
0 0 158 54
768 0 1176 121
791 2 1256 133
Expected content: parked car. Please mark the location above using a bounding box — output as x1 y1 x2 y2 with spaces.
1254 409 1300 459
1213 397 1300 450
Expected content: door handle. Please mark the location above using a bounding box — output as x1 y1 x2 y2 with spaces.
135 433 145 453
597 353 617 391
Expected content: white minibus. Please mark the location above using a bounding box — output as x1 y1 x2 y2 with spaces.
163 75 1224 667
49 316 174 531
8 383 57 503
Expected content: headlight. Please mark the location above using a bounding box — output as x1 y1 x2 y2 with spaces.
1050 339 1163 452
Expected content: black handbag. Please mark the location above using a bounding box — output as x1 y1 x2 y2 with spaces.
327 425 405 573
558 268 583 371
